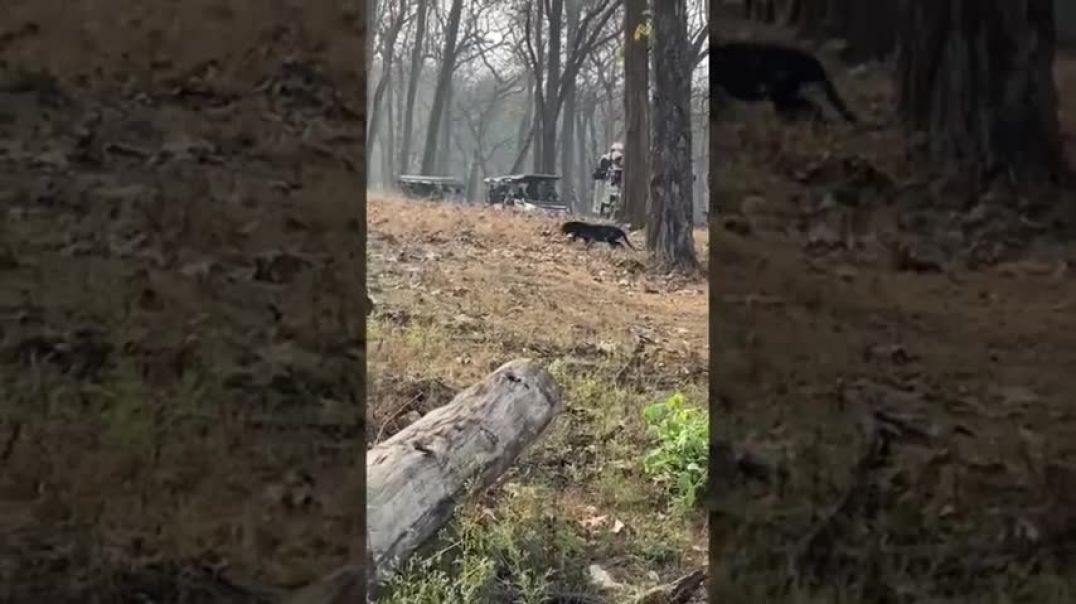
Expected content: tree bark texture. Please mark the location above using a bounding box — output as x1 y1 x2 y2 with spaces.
827 0 897 62
649 0 699 271
621 0 651 229
896 0 1063 188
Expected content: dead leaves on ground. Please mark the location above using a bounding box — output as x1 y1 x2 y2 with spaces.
715 373 1076 597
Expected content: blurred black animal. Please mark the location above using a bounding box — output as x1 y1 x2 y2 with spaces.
711 41 857 124
561 221 635 249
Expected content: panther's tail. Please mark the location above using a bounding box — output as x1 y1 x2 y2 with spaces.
819 77 858 124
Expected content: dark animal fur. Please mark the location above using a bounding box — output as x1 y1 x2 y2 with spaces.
561 221 635 250
711 42 857 124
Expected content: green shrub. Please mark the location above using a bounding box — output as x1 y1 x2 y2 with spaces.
641 392 708 509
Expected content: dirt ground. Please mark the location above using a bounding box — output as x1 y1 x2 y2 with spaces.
708 18 1076 603
367 198 709 601
0 2 363 601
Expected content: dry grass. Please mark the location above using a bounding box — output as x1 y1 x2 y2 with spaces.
0 2 363 601
367 196 708 600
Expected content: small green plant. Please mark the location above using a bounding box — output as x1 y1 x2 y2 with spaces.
641 392 708 509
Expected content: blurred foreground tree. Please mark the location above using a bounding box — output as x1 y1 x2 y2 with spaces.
742 0 897 62
896 0 1063 190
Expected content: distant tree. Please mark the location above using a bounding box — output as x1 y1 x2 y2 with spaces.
398 0 431 175
456 55 521 200
561 0 583 210
517 0 622 174
648 0 698 271
420 0 465 175
367 0 411 176
896 0 1063 190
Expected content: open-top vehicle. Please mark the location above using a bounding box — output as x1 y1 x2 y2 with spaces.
397 175 466 202
483 173 568 214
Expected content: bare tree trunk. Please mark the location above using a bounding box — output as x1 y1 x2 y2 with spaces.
394 56 406 175
533 84 545 173
510 81 535 174
575 104 589 213
435 81 454 175
513 71 535 172
539 0 565 175
466 148 480 201
531 0 547 174
367 0 379 188
382 73 397 189
649 0 698 271
896 0 1063 190
398 0 429 176
621 0 650 228
601 73 616 153
367 13 405 167
420 0 464 175
560 0 580 206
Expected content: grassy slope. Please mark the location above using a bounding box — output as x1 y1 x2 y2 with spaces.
367 197 709 601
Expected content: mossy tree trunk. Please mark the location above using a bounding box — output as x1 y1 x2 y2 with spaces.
896 0 1063 190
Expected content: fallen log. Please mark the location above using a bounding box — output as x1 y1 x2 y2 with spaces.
285 358 564 603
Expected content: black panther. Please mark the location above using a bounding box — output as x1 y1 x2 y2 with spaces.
560 221 635 250
711 41 858 124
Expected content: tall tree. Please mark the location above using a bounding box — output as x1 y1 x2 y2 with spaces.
541 0 564 174
561 0 582 209
420 0 465 175
367 0 410 162
620 0 650 228
520 0 622 174
896 0 1063 190
648 0 698 271
398 0 430 175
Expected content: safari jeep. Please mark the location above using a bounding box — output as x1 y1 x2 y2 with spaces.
397 175 466 203
483 173 568 215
